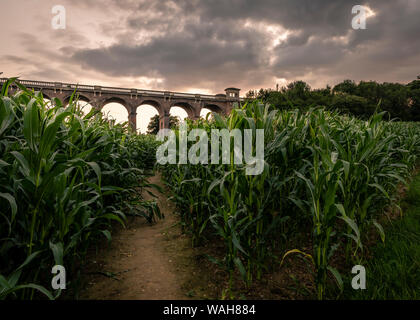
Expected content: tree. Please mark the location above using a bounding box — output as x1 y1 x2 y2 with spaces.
247 76 420 121
407 78 420 121
285 81 311 101
332 93 374 118
146 114 180 134
378 82 410 120
333 80 357 95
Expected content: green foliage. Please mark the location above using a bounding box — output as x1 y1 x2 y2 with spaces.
331 93 374 118
147 114 180 134
407 79 420 121
343 174 420 299
247 76 420 121
0 79 161 299
161 100 420 299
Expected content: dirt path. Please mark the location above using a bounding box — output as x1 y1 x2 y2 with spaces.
80 174 192 300
79 173 289 300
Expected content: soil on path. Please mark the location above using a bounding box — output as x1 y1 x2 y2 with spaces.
80 174 193 300
79 173 315 300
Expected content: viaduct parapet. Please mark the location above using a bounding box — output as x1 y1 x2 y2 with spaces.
0 78 242 131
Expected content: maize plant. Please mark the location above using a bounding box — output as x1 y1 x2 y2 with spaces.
0 79 161 299
162 101 420 299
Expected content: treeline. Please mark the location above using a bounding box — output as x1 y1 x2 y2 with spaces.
246 76 420 121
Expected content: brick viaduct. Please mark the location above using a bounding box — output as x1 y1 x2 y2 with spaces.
0 78 242 131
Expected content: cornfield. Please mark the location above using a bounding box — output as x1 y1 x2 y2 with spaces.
160 101 420 299
0 79 160 299
1 78 419 300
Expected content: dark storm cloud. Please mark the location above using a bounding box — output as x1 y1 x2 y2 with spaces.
69 0 420 91
193 0 354 34
72 23 265 90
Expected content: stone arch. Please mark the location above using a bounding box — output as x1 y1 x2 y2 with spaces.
203 103 224 115
63 94 91 105
136 104 161 134
170 101 196 119
137 99 166 132
138 99 163 115
62 94 94 116
40 92 52 100
100 97 131 114
101 101 130 127
41 93 55 110
200 107 213 119
99 97 135 129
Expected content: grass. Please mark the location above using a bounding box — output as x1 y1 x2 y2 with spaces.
343 172 420 299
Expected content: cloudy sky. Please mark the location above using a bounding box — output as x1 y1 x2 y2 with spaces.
1 0 419 131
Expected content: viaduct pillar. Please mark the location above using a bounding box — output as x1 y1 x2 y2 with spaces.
159 112 171 130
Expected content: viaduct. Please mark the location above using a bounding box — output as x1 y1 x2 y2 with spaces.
0 78 242 131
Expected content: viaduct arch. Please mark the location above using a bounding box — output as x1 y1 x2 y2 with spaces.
1 78 242 131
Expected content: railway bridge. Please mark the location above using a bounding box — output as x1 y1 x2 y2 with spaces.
0 78 242 130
